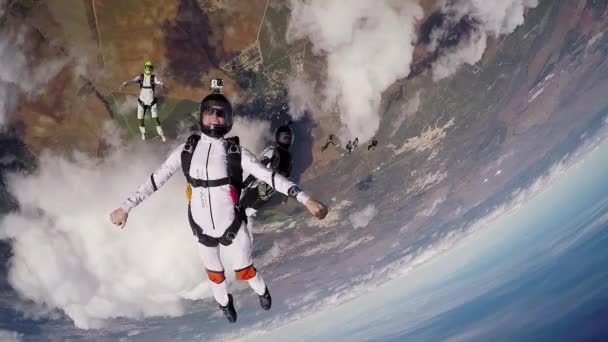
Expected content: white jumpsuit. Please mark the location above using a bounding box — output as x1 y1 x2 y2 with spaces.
123 74 164 119
120 134 310 306
123 74 166 140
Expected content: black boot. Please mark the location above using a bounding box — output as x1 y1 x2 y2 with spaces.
259 287 272 310
219 294 237 323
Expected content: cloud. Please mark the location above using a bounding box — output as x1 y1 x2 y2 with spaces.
231 116 272 155
349 204 377 229
0 25 66 128
113 95 138 115
338 235 375 253
287 77 319 120
286 0 423 142
417 195 447 217
0 105 275 329
0 330 22 342
0 125 219 329
428 0 539 80
301 234 348 257
257 241 283 268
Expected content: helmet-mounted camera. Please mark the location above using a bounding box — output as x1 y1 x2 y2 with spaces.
210 78 223 94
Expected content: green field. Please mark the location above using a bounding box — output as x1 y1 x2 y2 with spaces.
108 95 198 141
258 2 292 67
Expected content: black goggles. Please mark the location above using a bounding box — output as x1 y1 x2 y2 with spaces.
201 100 231 118
202 105 227 118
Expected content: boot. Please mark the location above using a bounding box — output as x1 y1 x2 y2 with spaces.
219 294 237 323
139 126 146 141
259 287 271 310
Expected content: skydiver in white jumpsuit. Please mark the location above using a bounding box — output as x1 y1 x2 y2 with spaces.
110 89 328 323
121 60 167 142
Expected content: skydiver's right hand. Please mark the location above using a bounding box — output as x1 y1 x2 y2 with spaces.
305 199 328 220
120 82 127 89
110 208 128 228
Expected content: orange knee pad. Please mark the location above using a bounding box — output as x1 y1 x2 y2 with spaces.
206 269 226 284
235 265 257 281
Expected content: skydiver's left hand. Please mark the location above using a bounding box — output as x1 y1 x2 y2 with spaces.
305 199 328 220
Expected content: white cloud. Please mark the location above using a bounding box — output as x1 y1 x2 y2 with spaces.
0 103 276 330
349 204 377 229
287 0 423 143
417 195 446 217
231 116 272 155
0 127 217 329
301 234 348 257
429 0 538 80
0 330 22 342
287 77 318 120
113 95 138 115
0 26 65 128
258 241 282 268
432 31 487 80
338 235 375 253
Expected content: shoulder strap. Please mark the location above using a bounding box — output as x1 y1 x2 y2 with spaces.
138 74 144 88
151 74 156 92
225 136 243 201
181 134 201 183
258 146 276 166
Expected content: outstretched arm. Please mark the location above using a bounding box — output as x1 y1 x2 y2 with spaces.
241 148 328 219
110 144 184 227
242 147 275 187
121 75 141 88
153 76 164 86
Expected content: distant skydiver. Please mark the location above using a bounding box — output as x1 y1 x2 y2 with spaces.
121 60 167 142
352 137 359 149
345 140 353 155
368 138 378 151
240 124 294 217
321 134 337 152
110 81 328 323
280 104 289 115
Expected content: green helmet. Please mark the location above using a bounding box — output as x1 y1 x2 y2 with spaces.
144 60 154 75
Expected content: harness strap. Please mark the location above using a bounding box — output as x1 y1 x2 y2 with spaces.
189 177 229 188
137 97 157 109
188 204 246 247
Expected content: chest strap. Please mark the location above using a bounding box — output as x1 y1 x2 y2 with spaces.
189 177 229 188
139 74 156 90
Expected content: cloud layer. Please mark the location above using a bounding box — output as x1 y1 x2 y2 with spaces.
287 0 423 142
429 0 539 80
0 115 272 329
